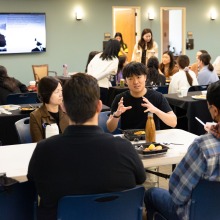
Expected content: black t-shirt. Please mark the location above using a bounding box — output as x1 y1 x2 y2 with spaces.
111 89 172 130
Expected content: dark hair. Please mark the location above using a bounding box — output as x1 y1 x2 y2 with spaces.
114 32 127 50
63 73 100 124
38 76 61 104
85 51 100 72
138 28 153 50
177 55 193 86
100 38 120 61
117 55 127 74
0 65 25 92
207 81 220 110
159 51 176 76
199 53 214 71
0 65 8 78
146 56 164 86
199 49 208 54
123 61 147 78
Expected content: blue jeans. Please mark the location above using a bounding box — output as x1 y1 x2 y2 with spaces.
144 187 179 220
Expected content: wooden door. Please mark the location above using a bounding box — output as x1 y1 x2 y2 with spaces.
162 10 169 53
114 9 136 62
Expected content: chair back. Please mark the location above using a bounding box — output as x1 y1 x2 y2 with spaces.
32 64 49 81
32 64 57 81
57 186 145 220
6 92 38 104
98 111 121 134
190 179 220 220
0 181 37 220
15 117 32 144
188 85 208 92
153 86 169 94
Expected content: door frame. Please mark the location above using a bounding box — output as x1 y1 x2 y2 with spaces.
112 6 141 53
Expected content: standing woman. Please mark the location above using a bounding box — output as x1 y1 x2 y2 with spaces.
114 32 128 56
197 53 219 85
159 51 179 80
87 38 120 105
30 76 69 142
168 55 198 94
132 28 158 65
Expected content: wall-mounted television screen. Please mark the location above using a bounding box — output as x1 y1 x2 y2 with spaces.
0 13 46 54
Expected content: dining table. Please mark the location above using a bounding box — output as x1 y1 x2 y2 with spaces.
0 103 110 146
0 128 197 182
164 91 212 136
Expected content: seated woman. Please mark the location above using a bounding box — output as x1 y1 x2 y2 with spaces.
159 51 179 80
168 55 198 94
146 56 166 86
197 53 219 85
30 76 69 142
0 65 28 104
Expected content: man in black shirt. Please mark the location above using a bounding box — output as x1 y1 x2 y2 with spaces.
27 73 146 220
107 61 177 132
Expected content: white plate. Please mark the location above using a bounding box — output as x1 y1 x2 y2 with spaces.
191 95 206 100
0 105 20 110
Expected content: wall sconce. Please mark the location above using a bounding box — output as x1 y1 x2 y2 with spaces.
76 9 83 20
148 11 155 20
210 10 217 20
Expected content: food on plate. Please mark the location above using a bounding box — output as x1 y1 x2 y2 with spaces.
192 95 206 99
155 145 162 150
148 143 156 151
3 105 10 110
143 148 150 152
134 130 145 135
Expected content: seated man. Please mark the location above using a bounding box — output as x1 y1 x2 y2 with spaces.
27 73 146 220
107 61 177 133
144 80 220 220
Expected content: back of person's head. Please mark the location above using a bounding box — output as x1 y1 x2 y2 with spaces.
177 55 190 69
0 65 8 78
63 73 100 124
117 55 127 73
147 56 159 69
199 49 208 54
38 76 61 104
199 53 214 71
177 55 193 86
146 56 161 86
85 51 100 72
100 38 120 61
207 81 220 110
123 61 147 78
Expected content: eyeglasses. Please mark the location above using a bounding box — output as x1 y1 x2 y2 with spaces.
208 105 213 110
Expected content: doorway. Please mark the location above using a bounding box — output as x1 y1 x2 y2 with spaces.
160 7 186 58
113 7 140 62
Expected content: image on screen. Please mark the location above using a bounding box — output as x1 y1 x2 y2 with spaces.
0 13 46 54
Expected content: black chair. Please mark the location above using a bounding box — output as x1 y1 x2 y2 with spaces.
57 186 145 220
6 92 39 104
150 85 169 94
15 117 32 144
188 85 208 92
0 181 37 220
153 180 220 220
98 111 121 134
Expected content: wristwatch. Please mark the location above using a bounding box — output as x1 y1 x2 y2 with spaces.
113 112 121 118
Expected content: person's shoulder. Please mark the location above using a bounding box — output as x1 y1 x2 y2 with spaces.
30 105 47 117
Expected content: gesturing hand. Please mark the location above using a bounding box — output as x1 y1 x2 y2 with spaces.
141 96 157 113
116 97 132 115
